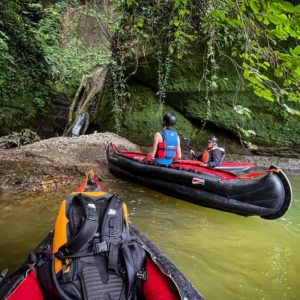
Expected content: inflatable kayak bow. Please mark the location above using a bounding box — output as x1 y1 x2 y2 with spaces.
107 144 292 219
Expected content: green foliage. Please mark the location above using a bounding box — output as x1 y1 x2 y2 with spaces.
111 0 300 126
0 0 49 129
34 2 111 98
2 0 300 144
234 105 252 119
103 0 300 147
207 0 300 110
0 0 112 134
108 0 198 131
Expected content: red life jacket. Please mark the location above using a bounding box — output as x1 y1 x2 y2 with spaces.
156 139 166 158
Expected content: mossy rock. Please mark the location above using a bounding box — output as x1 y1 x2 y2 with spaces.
96 80 195 146
130 50 300 149
97 48 300 153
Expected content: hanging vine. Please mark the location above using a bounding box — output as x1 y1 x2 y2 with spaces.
108 0 300 136
156 48 173 114
200 0 219 129
109 0 196 126
111 39 127 134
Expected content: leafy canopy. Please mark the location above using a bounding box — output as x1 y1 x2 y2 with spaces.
114 0 300 116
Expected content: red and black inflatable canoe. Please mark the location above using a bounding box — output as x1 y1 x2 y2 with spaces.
109 146 254 172
107 144 292 219
0 176 203 300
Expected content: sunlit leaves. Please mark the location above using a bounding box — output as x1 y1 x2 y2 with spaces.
234 105 252 118
283 104 300 116
294 45 300 55
211 0 300 109
254 88 274 102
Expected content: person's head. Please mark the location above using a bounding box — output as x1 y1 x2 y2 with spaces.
163 112 176 127
207 136 218 149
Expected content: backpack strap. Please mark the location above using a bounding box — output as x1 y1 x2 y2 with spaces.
101 194 127 273
121 241 147 300
55 195 99 259
101 194 126 244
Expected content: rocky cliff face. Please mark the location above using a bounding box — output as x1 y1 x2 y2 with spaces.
96 50 300 157
6 1 299 157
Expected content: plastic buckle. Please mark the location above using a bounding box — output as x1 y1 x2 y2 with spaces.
136 270 148 281
55 246 71 259
55 250 66 260
109 231 118 237
94 241 108 253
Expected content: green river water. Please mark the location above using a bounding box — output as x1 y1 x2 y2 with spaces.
0 172 299 299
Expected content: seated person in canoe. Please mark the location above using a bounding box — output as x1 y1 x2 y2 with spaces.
142 112 181 165
190 136 225 167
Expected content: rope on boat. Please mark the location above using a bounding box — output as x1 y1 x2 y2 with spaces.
238 167 280 180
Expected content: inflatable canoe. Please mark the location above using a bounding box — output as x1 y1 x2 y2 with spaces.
0 176 203 300
115 149 254 172
107 144 292 219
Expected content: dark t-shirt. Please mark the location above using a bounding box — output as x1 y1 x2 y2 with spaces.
207 148 224 167
191 148 224 167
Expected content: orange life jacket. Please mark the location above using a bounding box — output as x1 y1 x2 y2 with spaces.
201 151 210 164
201 147 225 164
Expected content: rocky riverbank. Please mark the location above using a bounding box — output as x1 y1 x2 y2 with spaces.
0 132 140 192
0 132 299 192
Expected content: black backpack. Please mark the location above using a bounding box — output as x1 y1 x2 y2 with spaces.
37 192 146 300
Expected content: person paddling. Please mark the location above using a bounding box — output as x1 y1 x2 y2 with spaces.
190 136 225 167
142 112 181 164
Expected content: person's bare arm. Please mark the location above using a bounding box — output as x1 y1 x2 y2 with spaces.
149 132 161 157
142 132 161 162
176 136 182 159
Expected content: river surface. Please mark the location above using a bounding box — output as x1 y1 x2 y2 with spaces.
0 171 299 299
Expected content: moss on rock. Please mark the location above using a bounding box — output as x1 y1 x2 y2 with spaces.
97 80 195 146
129 51 300 149
96 48 300 154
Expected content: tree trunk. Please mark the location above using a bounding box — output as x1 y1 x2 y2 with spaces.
63 0 119 136
64 66 108 136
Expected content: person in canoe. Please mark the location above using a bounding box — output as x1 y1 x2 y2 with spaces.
142 112 181 165
190 136 225 167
